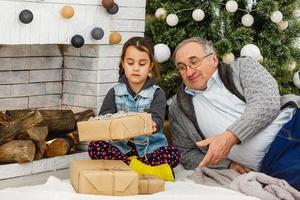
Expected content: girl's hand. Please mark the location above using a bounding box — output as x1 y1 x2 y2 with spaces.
152 121 157 133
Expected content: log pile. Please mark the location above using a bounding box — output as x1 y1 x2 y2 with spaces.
0 109 94 164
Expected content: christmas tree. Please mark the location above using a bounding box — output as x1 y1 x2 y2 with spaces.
145 0 300 99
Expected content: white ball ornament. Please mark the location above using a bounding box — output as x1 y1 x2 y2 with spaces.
270 11 283 23
241 13 254 27
192 9 205 21
287 61 296 71
226 0 238 13
277 20 289 30
293 71 300 89
222 53 235 64
293 9 300 18
240 44 263 62
154 43 171 63
166 14 178 26
155 8 167 19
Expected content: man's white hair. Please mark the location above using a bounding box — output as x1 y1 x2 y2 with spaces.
172 37 215 61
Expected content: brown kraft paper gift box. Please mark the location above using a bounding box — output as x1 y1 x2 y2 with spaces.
77 112 153 141
138 175 165 194
70 160 138 196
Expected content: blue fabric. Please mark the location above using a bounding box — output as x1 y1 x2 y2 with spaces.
260 108 300 190
107 83 168 157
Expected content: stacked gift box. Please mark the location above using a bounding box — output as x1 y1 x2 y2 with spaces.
70 160 165 195
72 112 165 196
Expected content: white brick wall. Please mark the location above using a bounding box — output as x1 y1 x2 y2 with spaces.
63 69 98 82
11 84 46 97
0 85 11 98
29 95 61 108
97 70 119 83
46 82 63 94
30 69 63 82
0 71 29 84
63 82 97 95
0 45 63 110
0 97 29 110
0 45 31 57
79 44 123 57
0 0 146 111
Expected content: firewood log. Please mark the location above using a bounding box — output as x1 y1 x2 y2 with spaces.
5 110 31 119
0 140 35 163
45 130 79 158
5 109 75 140
15 126 48 142
0 112 14 141
46 137 74 158
66 130 79 152
27 126 48 141
34 140 47 160
74 109 95 122
0 110 43 144
0 112 12 127
0 111 47 142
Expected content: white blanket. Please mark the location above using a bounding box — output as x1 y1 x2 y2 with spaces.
0 165 258 200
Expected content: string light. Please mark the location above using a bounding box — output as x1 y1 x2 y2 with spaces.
155 1 291 29
225 0 238 13
270 11 283 23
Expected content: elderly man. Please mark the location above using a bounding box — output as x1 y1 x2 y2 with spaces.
169 37 300 189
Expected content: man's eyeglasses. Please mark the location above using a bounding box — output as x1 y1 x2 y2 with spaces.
176 52 213 72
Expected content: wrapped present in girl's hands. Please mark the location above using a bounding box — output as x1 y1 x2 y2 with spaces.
77 111 153 141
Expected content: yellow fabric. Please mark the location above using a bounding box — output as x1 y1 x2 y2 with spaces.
128 157 174 181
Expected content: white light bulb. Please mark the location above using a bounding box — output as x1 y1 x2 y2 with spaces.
287 61 296 71
271 11 283 23
241 14 254 27
222 53 235 64
166 14 178 26
192 9 205 21
277 20 289 30
155 8 167 19
226 0 238 13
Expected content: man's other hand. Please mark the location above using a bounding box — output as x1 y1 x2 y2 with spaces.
229 161 252 174
196 131 239 169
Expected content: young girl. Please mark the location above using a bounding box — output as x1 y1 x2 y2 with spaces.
88 36 180 181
